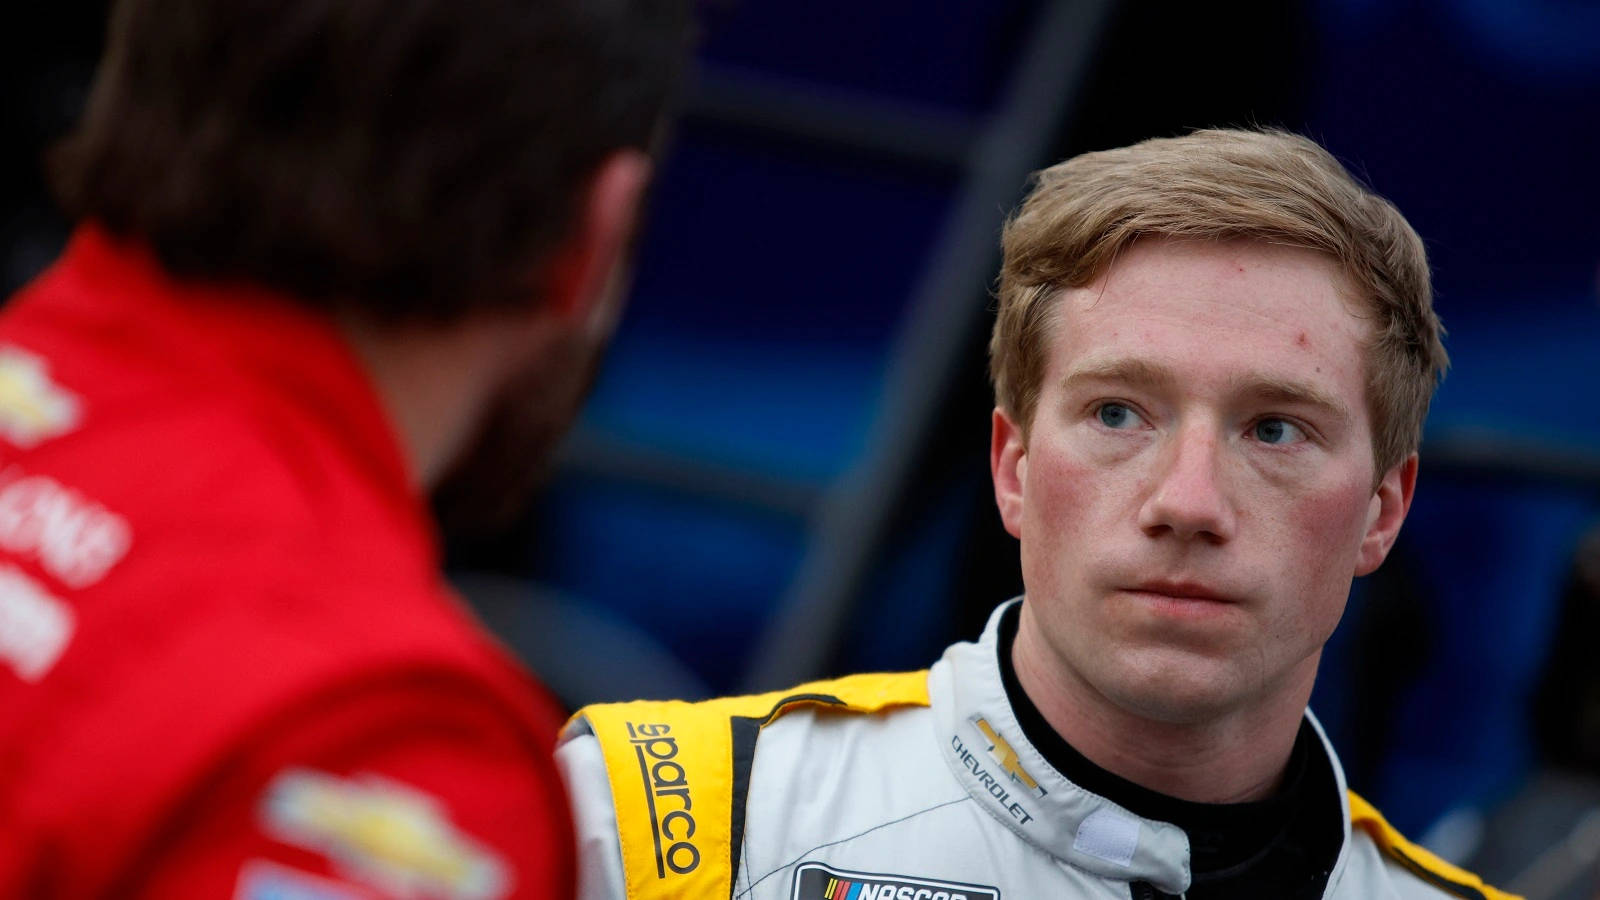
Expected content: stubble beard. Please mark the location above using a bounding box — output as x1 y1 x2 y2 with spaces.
430 326 606 540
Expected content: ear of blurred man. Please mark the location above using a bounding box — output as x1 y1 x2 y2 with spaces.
539 149 653 338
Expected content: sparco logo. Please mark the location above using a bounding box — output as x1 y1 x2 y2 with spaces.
626 722 699 876
791 862 999 900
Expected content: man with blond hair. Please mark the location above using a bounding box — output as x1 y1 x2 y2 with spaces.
556 129 1517 900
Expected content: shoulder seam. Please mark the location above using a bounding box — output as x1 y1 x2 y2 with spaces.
1383 844 1488 900
569 669 930 730
1348 791 1522 900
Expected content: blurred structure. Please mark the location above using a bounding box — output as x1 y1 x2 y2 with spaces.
6 0 1598 885
1468 530 1600 898
0 2 108 296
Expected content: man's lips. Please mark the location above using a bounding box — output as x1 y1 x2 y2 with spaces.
1125 580 1236 603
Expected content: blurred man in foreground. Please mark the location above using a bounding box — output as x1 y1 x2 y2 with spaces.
0 0 690 896
558 130 1519 899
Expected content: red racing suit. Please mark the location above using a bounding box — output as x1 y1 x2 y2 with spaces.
0 226 574 899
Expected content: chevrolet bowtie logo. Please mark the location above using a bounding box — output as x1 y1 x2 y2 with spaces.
0 346 80 449
974 717 1041 792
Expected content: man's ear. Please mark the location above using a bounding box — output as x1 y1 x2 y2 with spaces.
542 149 652 326
1354 453 1418 577
991 407 1027 539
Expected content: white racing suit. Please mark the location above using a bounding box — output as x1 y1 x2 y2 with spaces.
557 601 1517 900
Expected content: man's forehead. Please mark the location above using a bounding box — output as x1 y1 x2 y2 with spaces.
1102 235 1343 273
1038 239 1374 418
1050 240 1372 348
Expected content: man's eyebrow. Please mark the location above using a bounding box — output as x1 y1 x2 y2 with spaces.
1230 375 1352 423
1059 358 1177 393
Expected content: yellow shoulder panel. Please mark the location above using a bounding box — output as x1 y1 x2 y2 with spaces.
573 671 929 900
1348 791 1523 900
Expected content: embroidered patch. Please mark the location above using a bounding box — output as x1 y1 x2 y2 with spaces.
0 468 132 589
623 720 701 877
259 769 509 900
948 718 1041 826
970 716 1046 798
0 346 80 449
792 862 1000 900
0 564 73 682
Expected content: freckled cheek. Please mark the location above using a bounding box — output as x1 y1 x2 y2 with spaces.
1283 481 1373 585
1018 447 1093 607
1022 442 1124 547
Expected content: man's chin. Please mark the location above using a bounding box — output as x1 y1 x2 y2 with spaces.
1094 654 1251 726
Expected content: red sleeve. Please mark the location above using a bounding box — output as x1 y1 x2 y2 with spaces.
127 677 576 900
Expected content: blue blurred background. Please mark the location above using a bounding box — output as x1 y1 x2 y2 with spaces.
6 0 1598 892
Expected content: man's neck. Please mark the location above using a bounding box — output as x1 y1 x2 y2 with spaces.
1009 602 1313 804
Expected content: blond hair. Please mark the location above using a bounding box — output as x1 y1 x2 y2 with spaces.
990 128 1446 475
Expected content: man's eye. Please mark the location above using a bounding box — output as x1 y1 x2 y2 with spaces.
1096 403 1140 429
1253 418 1306 445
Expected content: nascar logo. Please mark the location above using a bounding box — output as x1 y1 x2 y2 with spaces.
792 862 999 900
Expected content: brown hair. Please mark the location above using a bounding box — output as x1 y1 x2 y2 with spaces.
990 128 1446 475
51 0 693 324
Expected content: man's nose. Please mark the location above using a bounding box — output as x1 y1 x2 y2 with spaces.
1137 425 1236 543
